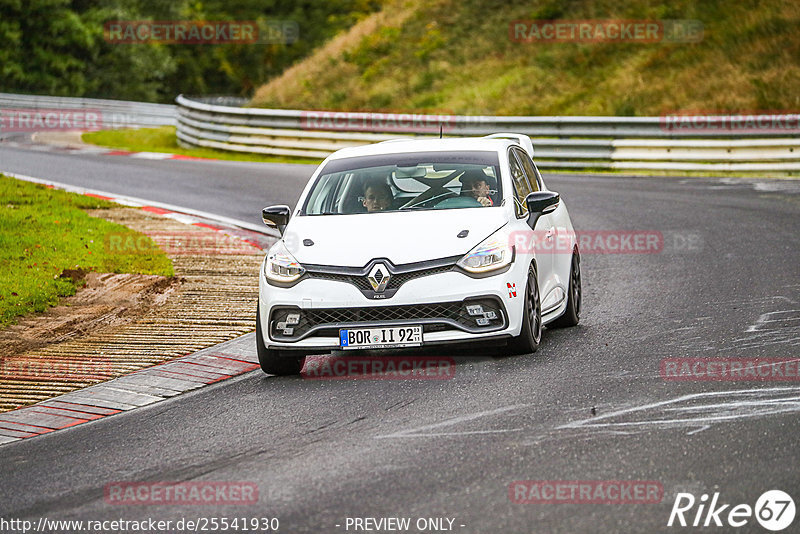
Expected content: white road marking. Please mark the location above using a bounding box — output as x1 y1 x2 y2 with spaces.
374 404 530 439
129 151 173 160
745 309 800 332
558 386 800 432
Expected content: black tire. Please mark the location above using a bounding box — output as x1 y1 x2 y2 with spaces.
509 264 542 355
550 249 581 328
256 304 306 375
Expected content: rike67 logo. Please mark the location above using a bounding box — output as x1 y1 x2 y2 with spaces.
668 490 795 531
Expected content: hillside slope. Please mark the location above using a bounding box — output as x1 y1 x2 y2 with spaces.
251 0 800 115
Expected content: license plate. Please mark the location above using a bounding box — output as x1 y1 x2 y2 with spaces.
339 325 423 349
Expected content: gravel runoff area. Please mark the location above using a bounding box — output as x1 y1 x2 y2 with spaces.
0 205 270 413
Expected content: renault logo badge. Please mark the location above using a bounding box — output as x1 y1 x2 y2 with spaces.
367 264 391 292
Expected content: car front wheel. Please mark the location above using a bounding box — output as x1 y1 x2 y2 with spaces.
509 264 542 355
550 249 581 328
256 304 306 375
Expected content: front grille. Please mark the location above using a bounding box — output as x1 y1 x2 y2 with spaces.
270 297 506 342
307 302 461 324
306 264 454 292
386 265 454 289
307 272 372 291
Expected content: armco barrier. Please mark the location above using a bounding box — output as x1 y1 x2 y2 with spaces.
175 95 800 172
0 92 176 130
2 93 798 172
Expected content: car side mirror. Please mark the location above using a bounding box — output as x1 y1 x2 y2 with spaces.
525 191 559 229
262 205 291 235
526 191 559 214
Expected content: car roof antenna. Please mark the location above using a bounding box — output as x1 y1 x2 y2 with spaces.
439 124 443 139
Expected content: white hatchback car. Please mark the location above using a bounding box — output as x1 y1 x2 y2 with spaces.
257 134 581 375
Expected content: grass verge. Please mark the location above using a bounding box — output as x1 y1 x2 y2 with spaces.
82 126 323 165
0 175 174 327
251 0 800 116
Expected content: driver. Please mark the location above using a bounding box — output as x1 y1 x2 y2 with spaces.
459 169 493 206
362 180 393 212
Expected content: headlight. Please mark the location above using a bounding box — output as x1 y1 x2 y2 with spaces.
457 231 514 274
264 240 305 283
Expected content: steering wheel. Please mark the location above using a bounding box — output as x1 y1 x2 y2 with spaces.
433 196 483 209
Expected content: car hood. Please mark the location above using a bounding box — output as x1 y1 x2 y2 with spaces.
282 209 508 267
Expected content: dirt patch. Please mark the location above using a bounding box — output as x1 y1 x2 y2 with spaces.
0 272 180 358
32 130 92 150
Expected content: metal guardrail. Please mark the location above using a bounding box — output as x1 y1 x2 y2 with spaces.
0 92 176 129
176 95 800 172
2 93 798 172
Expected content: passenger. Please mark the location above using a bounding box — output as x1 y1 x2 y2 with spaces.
459 170 493 206
362 180 393 212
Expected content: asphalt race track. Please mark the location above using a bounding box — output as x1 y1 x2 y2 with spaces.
1 141 799 533
0 139 316 227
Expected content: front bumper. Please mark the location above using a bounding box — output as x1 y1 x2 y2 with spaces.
258 265 527 351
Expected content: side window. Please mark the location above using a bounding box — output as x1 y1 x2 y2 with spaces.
531 161 544 191
508 149 533 218
516 150 541 192
306 174 336 214
330 173 350 213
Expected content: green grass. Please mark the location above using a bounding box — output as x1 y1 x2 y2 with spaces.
0 175 174 327
251 0 800 116
82 127 323 165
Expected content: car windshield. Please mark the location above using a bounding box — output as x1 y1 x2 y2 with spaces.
301 151 502 215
